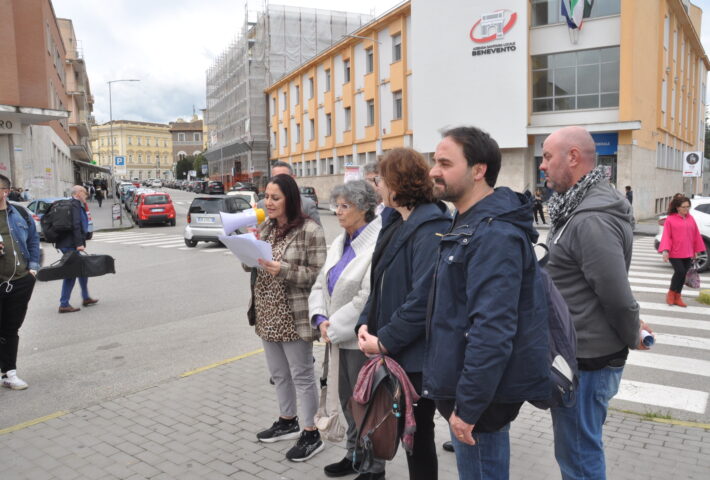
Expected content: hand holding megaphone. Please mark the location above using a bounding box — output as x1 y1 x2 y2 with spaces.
221 208 266 235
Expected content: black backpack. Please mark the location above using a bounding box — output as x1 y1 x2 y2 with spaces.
41 200 74 243
530 243 579 410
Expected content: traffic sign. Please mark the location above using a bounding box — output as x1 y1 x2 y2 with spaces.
114 156 127 175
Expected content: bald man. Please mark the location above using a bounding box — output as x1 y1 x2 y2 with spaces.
540 127 652 480
56 186 98 313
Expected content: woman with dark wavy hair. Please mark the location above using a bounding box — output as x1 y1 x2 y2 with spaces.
355 148 452 480
245 173 327 462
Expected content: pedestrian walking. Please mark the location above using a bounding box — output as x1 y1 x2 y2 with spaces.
424 127 550 480
56 186 98 313
540 126 653 480
245 174 327 462
658 195 706 307
356 148 451 480
95 188 104 208
625 185 633 205
308 180 383 479
533 188 546 225
0 174 40 390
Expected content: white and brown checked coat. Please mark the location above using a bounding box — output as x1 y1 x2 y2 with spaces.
245 218 326 342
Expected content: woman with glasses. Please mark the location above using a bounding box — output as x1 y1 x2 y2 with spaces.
356 148 452 480
658 195 706 307
308 180 382 478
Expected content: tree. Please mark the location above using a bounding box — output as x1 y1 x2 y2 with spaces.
176 155 195 179
193 153 207 178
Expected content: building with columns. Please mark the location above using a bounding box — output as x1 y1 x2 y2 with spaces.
91 121 172 181
267 0 709 220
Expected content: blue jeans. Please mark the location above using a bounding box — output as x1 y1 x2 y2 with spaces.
450 423 510 480
59 248 89 307
550 366 624 480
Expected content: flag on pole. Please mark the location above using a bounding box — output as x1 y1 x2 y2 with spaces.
561 0 594 30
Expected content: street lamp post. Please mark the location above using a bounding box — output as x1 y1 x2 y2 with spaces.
107 79 140 181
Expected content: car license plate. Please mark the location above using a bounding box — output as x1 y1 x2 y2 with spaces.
196 217 215 224
151 208 164 212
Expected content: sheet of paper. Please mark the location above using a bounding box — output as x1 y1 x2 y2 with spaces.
219 233 272 267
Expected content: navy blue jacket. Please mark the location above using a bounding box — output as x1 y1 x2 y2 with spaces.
356 202 452 373
422 188 549 425
55 198 88 250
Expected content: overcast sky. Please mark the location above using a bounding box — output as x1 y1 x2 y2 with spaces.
51 0 403 125
51 0 710 126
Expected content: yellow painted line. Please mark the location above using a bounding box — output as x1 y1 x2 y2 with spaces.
0 410 69 436
613 408 710 430
180 348 264 377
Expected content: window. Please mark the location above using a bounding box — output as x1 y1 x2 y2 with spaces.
283 91 287 110
392 34 402 62
344 107 351 131
532 0 620 27
194 132 200 142
393 91 403 120
283 127 288 145
367 100 375 126
272 96 277 112
137 137 141 145
326 113 332 136
309 78 314 98
325 69 331 91
296 123 301 143
128 136 132 145
344 59 351 83
366 48 374 74
532 46 619 112
138 153 142 163
295 85 300 104
309 118 315 140
178 133 185 142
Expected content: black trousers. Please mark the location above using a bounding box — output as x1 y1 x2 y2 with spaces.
0 274 36 372
533 203 545 224
669 257 693 293
406 372 438 480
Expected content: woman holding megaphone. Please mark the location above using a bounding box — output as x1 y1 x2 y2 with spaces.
244 173 327 462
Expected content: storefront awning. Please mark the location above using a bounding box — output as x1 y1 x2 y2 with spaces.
527 121 642 136
72 159 111 174
0 104 69 124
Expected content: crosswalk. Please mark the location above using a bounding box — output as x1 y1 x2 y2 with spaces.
90 231 710 418
614 236 710 417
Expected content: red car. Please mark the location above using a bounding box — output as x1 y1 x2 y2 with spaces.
134 193 176 227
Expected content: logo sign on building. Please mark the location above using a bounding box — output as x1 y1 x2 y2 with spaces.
114 156 127 175
201 164 208 175
683 151 702 177
412 0 528 150
0 115 22 135
343 165 361 183
470 9 518 56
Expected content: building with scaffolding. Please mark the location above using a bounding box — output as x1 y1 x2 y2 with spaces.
204 3 371 189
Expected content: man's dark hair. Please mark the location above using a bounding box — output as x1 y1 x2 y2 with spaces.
0 174 11 189
271 161 294 175
442 126 501 188
625 186 631 191
267 173 305 238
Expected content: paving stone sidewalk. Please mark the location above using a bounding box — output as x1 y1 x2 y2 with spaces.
1 349 708 480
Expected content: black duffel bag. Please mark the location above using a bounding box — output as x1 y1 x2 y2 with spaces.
37 250 116 281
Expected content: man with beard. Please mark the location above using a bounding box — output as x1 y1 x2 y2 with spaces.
540 126 652 480
423 126 549 479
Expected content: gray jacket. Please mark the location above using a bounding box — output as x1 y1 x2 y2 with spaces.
547 180 640 359
257 194 321 225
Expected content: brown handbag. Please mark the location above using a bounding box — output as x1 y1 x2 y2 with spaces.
247 269 257 326
349 354 404 471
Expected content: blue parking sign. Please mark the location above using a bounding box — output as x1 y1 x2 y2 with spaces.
114 156 126 166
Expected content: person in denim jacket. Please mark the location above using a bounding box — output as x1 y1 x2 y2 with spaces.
0 174 40 390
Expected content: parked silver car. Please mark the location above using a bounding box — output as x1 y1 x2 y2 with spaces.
183 195 251 247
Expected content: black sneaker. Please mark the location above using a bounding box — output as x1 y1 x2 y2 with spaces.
324 456 354 477
286 429 324 462
256 417 300 443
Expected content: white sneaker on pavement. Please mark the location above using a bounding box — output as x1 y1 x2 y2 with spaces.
2 370 28 390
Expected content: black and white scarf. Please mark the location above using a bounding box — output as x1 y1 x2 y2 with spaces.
547 166 605 231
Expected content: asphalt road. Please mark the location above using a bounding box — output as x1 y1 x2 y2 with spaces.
1 192 709 429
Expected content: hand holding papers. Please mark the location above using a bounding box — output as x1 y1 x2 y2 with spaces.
219 233 272 268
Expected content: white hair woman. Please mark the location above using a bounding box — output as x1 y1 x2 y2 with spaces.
308 180 382 479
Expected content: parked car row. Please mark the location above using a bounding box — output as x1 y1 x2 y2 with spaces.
162 180 225 194
120 187 176 228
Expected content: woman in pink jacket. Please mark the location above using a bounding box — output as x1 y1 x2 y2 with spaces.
658 195 706 307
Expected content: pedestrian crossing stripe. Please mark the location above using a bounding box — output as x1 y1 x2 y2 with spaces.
627 351 710 378
638 301 709 315
643 315 710 332
654 333 710 350
616 380 708 414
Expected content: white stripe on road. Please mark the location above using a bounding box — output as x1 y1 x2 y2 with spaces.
615 380 708 414
642 314 710 332
639 301 709 316
655 333 710 350
629 265 673 273
627 351 710 377
629 277 701 288
201 248 227 253
628 271 674 280
158 242 189 248
138 240 185 247
116 237 174 245
632 285 699 297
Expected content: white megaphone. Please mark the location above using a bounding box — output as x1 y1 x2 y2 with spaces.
221 208 266 235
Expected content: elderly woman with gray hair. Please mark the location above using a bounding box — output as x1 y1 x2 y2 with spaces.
308 179 384 479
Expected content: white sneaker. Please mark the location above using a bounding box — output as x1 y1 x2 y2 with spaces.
2 370 28 390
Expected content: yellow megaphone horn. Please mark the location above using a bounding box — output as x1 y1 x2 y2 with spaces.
220 208 266 235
